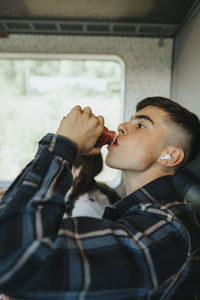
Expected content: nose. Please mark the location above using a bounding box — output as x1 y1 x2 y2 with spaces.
117 122 128 135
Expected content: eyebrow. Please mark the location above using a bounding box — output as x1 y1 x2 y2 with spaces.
131 114 154 126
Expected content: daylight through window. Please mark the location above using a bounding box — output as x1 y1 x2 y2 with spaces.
0 56 124 187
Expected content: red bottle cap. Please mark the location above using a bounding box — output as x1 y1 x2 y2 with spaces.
95 126 117 147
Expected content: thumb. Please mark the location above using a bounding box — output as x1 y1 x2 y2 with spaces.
97 115 104 132
87 147 102 155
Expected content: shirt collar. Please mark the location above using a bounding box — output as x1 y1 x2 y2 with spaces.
103 175 177 221
140 175 176 200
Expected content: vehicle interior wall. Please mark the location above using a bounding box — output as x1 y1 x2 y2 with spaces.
0 34 173 121
171 9 200 116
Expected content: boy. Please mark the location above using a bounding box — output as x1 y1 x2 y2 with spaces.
0 97 200 299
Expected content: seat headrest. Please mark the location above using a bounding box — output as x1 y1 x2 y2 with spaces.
173 151 200 214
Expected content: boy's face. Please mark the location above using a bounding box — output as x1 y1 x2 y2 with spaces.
106 106 170 172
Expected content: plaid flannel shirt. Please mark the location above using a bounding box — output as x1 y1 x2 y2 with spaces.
0 133 199 300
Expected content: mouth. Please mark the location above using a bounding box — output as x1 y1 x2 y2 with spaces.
107 140 118 149
107 133 119 149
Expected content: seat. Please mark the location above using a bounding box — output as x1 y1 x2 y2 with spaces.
172 151 200 299
173 151 200 216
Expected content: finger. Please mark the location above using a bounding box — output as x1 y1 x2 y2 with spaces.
88 147 102 155
97 115 104 128
60 105 82 123
82 106 93 116
70 105 82 113
62 106 82 121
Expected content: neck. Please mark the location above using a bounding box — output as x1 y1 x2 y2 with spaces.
123 168 173 195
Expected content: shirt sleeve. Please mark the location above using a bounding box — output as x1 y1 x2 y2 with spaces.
0 133 76 295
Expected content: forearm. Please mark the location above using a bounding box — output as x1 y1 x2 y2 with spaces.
1 133 77 212
0 133 77 290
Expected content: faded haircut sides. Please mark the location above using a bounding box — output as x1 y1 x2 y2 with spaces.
136 96 200 166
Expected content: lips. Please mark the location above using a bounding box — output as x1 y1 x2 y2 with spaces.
107 142 118 149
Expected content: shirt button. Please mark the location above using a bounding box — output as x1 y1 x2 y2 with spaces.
34 163 42 171
39 140 49 145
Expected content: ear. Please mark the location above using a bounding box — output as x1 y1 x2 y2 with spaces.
158 147 184 168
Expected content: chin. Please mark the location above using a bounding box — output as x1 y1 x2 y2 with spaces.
105 157 121 170
105 156 115 168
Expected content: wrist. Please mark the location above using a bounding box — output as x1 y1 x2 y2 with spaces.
39 133 78 168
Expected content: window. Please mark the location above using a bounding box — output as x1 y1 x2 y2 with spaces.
0 54 124 187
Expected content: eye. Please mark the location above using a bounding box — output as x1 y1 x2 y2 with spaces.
137 123 146 129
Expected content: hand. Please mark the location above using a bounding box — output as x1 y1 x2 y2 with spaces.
56 106 104 155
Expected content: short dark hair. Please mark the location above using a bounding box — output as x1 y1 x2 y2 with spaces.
136 96 200 164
